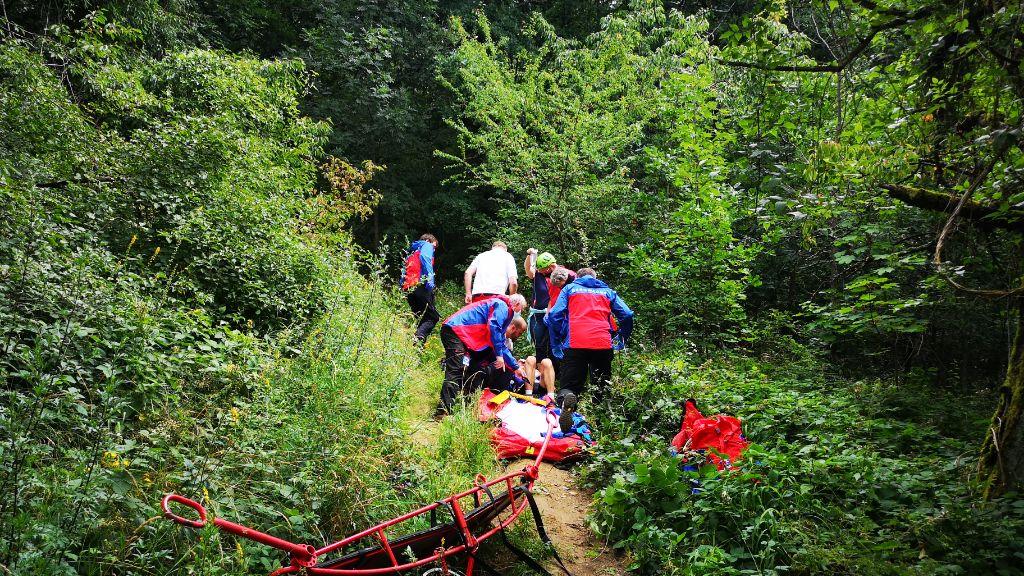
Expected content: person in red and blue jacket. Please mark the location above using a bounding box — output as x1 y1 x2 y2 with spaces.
434 293 528 418
401 234 439 344
545 268 633 431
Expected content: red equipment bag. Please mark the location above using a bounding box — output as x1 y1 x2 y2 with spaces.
671 399 749 470
478 389 591 462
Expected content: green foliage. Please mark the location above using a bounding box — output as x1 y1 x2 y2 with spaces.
0 21 496 575
580 349 1024 575
5 1 1024 574
438 3 755 339
714 0 1019 373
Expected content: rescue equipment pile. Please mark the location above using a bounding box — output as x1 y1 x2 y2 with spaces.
161 410 572 576
670 398 749 470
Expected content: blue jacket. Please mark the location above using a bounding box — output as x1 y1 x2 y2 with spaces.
443 296 519 370
400 240 436 291
546 276 634 359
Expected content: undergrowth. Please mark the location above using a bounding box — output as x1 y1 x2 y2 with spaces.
0 37 499 575
580 341 1024 575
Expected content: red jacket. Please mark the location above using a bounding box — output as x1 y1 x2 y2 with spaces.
443 295 518 369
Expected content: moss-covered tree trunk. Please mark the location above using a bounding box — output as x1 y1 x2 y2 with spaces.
979 302 1024 497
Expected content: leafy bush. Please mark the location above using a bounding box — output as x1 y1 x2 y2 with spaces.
0 26 498 575
437 4 754 340
581 349 1024 575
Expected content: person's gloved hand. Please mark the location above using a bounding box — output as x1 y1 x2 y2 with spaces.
541 393 555 405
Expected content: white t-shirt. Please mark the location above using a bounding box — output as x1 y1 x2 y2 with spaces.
470 248 518 295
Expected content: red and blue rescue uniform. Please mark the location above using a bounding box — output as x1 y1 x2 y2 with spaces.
436 296 520 414
401 240 440 343
445 296 519 368
401 240 436 291
546 275 633 405
547 276 633 357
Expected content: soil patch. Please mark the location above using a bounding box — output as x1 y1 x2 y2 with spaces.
530 463 629 575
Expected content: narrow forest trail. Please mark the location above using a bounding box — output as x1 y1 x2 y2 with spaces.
529 463 628 575
405 350 628 575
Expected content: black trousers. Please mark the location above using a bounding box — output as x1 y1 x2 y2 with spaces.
407 285 439 343
528 312 552 363
557 348 614 406
437 325 491 413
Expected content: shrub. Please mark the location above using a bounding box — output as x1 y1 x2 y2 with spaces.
581 348 1024 575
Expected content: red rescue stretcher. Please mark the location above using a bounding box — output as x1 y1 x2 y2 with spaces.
162 411 572 576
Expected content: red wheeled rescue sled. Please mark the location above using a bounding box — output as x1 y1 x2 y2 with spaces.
162 409 572 576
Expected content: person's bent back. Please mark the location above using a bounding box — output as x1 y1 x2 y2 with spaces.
434 293 527 417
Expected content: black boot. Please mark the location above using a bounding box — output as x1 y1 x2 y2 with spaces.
558 392 577 433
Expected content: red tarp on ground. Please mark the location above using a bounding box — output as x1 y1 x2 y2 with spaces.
671 399 749 470
478 389 590 462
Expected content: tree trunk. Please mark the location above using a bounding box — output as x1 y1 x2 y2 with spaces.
979 302 1024 497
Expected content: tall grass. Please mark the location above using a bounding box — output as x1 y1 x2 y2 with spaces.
151 267 502 574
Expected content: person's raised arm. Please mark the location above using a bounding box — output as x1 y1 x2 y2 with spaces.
523 248 537 280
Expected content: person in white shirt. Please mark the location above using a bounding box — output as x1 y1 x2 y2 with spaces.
464 241 519 304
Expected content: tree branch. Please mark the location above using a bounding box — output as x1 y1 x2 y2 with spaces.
880 183 1024 234
720 5 933 74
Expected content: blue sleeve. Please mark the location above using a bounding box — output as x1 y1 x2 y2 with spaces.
489 303 519 370
419 243 435 291
546 287 570 359
609 290 634 350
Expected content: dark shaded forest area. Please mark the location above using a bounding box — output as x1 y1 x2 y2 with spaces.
3 0 1024 574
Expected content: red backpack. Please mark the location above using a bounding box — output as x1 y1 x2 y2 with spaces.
401 242 433 291
401 250 421 291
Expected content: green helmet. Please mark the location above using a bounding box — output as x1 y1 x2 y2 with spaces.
536 252 556 270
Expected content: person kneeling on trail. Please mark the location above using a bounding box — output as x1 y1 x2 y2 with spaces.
546 268 634 431
469 317 531 392
400 233 439 344
483 354 556 401
434 293 528 418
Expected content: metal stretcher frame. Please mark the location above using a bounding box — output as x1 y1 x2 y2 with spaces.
162 413 560 576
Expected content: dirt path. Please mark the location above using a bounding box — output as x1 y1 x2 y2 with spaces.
529 463 629 575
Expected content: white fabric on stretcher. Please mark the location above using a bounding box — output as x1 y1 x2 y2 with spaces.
495 400 548 443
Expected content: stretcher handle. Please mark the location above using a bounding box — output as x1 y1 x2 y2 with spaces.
162 493 207 528
161 493 317 567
